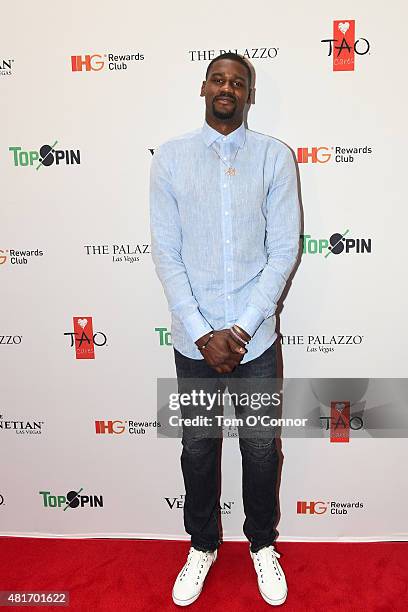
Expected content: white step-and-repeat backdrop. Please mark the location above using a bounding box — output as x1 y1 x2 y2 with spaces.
1 1 407 541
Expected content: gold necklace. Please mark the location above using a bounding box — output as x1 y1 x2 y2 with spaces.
211 143 240 176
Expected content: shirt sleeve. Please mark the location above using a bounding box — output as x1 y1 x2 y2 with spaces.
149 147 213 342
235 145 300 337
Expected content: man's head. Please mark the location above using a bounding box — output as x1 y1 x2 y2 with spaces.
200 53 252 124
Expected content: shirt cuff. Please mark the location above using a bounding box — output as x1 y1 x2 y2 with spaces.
235 305 265 338
183 310 213 343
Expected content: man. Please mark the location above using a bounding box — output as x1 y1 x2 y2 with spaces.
150 52 300 606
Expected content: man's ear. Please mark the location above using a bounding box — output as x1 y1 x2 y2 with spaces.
200 81 206 97
247 88 252 104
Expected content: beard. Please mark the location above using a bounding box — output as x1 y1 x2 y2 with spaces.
212 97 237 120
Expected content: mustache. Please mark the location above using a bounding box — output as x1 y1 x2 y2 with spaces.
214 94 237 103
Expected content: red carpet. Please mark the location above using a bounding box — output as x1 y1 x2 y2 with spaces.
0 538 406 611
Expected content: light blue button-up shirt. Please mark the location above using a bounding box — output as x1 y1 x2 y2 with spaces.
150 121 300 363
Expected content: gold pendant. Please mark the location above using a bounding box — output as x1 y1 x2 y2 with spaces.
225 166 236 176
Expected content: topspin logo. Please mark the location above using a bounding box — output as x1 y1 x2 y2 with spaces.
321 20 370 71
155 327 172 346
39 488 103 510
302 230 372 257
9 141 80 169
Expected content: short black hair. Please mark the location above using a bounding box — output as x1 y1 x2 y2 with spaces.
205 52 252 89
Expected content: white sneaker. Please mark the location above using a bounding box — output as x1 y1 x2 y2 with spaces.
250 545 288 606
172 546 217 606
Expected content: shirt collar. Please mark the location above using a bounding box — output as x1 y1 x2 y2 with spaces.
201 121 246 149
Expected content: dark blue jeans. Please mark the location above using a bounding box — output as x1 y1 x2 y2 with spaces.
174 342 280 553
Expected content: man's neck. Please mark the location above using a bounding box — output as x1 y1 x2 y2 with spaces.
205 115 243 136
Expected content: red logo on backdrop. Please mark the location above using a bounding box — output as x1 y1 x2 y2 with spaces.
297 147 331 164
71 54 104 72
333 20 355 71
297 501 327 515
64 316 107 359
330 401 350 443
321 20 370 72
95 420 126 434
73 317 95 359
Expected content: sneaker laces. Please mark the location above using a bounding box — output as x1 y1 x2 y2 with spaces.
253 546 283 583
179 548 211 585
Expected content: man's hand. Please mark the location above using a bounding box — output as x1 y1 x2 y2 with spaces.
195 329 247 373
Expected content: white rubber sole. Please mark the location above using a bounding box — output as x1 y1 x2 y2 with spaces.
259 587 288 606
172 590 202 607
172 551 217 607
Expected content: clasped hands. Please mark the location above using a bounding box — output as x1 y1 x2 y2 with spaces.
195 326 251 374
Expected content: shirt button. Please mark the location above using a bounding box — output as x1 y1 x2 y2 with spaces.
223 157 227 161
227 268 231 272
226 239 230 244
223 184 227 188
222 137 226 141
227 295 231 300
225 211 229 216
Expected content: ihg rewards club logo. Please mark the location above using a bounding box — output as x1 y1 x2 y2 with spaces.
297 145 372 164
39 488 103 511
0 248 44 266
321 19 370 71
95 419 160 436
297 500 364 515
301 230 372 257
64 317 107 359
71 51 144 72
9 140 80 169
